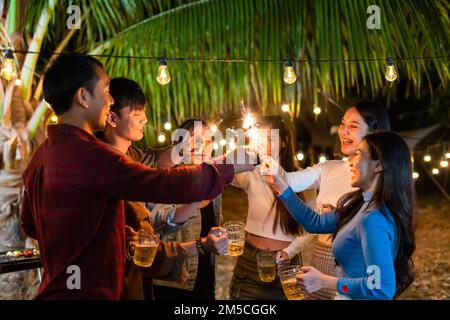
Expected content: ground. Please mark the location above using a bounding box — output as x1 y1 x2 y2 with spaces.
216 187 450 300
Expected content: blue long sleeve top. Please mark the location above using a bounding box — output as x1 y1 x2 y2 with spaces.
279 187 397 300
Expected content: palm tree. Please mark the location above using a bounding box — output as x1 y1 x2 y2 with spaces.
0 0 448 299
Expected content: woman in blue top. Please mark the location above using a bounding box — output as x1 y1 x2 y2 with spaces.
265 131 416 299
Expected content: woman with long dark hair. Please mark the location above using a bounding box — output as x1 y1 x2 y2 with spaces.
229 115 315 300
266 131 416 299
278 100 391 299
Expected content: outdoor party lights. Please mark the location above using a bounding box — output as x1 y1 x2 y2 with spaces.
313 105 322 115
213 142 219 151
156 58 171 85
296 152 304 161
412 172 419 179
1 47 18 81
157 134 166 143
319 155 327 163
14 78 22 86
446 152 450 159
432 168 439 175
385 57 398 82
219 139 227 146
163 122 172 130
440 160 449 168
281 104 290 113
283 56 297 84
50 115 58 123
424 155 431 162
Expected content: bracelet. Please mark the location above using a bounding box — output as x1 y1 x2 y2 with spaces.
196 238 207 256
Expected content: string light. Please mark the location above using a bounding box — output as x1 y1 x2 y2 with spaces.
219 139 227 146
423 155 431 162
412 172 419 179
156 57 171 85
385 57 398 82
446 153 450 159
319 155 327 163
213 142 219 150
50 115 58 123
440 160 449 168
14 78 22 86
1 46 18 81
432 168 439 175
296 152 304 161
281 104 290 113
313 104 321 115
283 56 297 84
157 133 166 143
163 122 172 130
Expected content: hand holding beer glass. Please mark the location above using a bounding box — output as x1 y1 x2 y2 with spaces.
278 265 305 300
127 229 159 267
223 221 245 256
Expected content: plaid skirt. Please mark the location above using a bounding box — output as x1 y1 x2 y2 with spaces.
306 240 341 300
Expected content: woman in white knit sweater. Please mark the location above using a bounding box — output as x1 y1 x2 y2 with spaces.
229 116 315 300
281 100 391 299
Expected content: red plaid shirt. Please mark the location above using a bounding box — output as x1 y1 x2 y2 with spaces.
20 124 233 299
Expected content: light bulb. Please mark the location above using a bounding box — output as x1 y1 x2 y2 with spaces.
412 172 419 179
432 168 439 175
319 155 327 163
385 57 398 82
213 142 219 150
219 139 227 146
50 115 58 123
313 105 321 115
296 152 304 161
423 155 431 162
281 104 290 113
14 78 22 86
1 49 18 81
157 134 166 143
156 58 171 85
283 56 297 84
163 122 172 130
440 160 448 168
446 152 450 159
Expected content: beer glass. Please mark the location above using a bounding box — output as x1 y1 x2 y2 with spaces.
257 251 276 282
278 265 305 300
223 221 245 256
127 229 159 267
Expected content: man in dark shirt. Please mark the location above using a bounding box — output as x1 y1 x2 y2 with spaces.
20 53 251 299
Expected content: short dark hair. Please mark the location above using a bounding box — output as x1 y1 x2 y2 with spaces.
109 78 146 115
43 53 103 115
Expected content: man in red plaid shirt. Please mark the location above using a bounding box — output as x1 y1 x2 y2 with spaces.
20 53 252 299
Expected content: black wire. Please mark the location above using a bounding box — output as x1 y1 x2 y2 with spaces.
4 49 449 63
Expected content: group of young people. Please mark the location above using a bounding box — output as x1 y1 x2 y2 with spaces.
20 52 416 300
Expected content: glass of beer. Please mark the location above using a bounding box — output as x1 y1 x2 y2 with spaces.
223 221 245 256
257 251 276 282
127 229 159 268
278 265 305 300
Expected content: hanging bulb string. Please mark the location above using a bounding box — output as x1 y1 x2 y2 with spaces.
2 49 449 63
